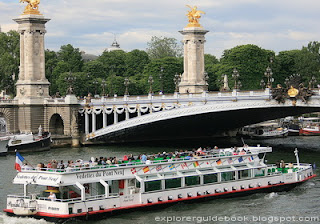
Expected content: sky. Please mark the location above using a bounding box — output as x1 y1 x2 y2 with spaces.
0 0 320 58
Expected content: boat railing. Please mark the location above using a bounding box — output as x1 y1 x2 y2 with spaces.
266 163 310 175
36 193 119 203
21 150 260 173
7 194 31 199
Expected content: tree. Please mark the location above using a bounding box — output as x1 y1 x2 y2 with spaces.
45 50 58 89
0 30 20 95
98 50 127 77
219 44 274 90
57 44 84 72
146 36 183 60
125 49 150 77
142 57 183 94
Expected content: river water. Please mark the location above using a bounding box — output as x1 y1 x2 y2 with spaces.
0 136 319 224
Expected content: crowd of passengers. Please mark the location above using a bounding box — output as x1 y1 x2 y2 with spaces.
22 145 252 171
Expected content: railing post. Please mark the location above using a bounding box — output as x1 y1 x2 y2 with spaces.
114 107 118 124
85 112 89 135
103 109 107 128
125 107 129 120
92 111 96 132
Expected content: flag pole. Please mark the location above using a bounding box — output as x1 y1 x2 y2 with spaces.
15 149 35 169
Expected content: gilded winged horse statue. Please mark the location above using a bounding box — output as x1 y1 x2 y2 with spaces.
20 0 41 15
186 5 205 28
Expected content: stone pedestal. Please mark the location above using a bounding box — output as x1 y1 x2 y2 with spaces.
179 27 209 94
13 14 50 133
14 14 50 103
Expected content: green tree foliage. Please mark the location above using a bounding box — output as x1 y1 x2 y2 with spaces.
218 44 274 90
204 54 220 91
125 49 150 77
146 36 183 60
143 57 183 94
57 44 84 72
0 31 19 95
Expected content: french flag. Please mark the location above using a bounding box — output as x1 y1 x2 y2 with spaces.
15 152 25 172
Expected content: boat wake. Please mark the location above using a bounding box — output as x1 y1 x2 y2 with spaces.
264 192 278 199
0 212 52 224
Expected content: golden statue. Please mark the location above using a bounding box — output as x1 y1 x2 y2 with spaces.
20 0 41 15
186 5 205 28
288 86 299 97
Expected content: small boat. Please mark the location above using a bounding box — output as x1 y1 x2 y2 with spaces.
4 146 315 222
0 136 9 156
7 132 51 152
299 117 320 136
238 122 288 139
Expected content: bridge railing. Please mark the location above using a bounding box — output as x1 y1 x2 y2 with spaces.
80 89 273 106
0 99 17 104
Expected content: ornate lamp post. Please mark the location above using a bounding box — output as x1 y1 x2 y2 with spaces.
65 71 76 95
92 80 99 96
260 79 265 89
309 76 317 89
159 67 164 94
264 66 274 88
285 77 290 88
86 73 92 95
148 75 154 95
101 79 107 96
124 77 130 96
173 73 181 93
232 68 241 90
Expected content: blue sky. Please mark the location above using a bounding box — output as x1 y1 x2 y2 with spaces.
1 0 320 58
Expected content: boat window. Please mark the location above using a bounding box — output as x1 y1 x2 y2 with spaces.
165 178 181 189
238 169 251 179
185 175 200 186
145 180 162 192
253 168 265 177
221 171 235 181
136 180 141 189
204 173 218 184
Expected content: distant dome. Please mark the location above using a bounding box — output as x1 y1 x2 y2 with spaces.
105 38 123 52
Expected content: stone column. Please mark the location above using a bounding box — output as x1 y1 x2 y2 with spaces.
179 27 209 94
14 14 50 102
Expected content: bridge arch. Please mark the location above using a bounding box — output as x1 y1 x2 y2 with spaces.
49 114 64 135
0 108 15 133
0 113 7 133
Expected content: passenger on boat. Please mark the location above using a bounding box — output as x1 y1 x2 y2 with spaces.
141 154 147 163
48 192 56 201
51 160 58 169
123 155 128 161
58 160 64 170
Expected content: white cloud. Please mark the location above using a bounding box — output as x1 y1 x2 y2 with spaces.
1 0 320 58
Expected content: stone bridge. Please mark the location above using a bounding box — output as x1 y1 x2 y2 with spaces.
79 89 320 143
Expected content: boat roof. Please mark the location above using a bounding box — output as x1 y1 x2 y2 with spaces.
13 146 271 187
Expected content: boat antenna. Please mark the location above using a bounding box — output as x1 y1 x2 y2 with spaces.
294 148 300 167
241 137 246 146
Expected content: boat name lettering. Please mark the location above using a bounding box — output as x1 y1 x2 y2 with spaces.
285 174 293 180
37 176 59 182
123 195 134 202
76 170 124 179
16 174 37 180
48 207 59 211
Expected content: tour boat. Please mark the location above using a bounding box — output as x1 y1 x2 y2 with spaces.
299 117 320 136
4 146 315 222
7 132 51 152
0 136 9 155
238 122 289 139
